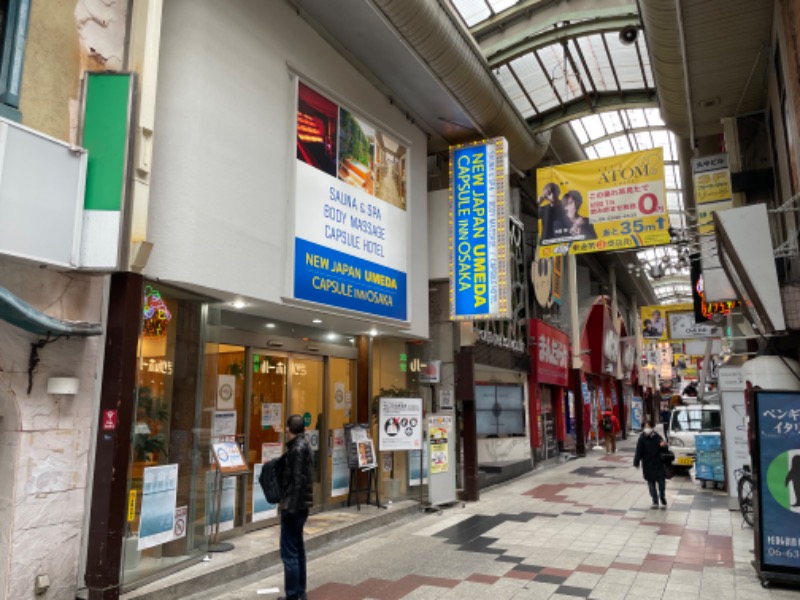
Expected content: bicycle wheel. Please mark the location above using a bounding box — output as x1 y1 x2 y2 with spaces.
738 473 754 527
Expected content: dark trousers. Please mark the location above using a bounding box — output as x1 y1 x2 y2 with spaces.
280 509 309 599
647 478 666 504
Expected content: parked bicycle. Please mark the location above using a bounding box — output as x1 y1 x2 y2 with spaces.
735 464 754 527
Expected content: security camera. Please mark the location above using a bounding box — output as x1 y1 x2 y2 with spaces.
619 25 638 46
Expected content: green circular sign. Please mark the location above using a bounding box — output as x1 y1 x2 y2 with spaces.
304 412 312 427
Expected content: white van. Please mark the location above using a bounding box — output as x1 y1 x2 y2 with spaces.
666 404 722 468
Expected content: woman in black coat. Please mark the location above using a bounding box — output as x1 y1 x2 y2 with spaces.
634 421 668 509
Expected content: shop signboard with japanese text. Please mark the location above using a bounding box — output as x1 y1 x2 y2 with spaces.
449 138 511 320
537 149 669 257
530 319 569 387
752 391 800 579
692 154 733 235
293 82 408 321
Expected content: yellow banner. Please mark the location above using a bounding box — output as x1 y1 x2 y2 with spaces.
537 149 670 257
640 303 693 341
692 154 732 234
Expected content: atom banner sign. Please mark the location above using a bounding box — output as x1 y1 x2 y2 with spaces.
752 390 800 582
537 148 670 257
449 137 511 320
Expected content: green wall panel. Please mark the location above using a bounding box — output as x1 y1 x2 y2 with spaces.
83 73 132 211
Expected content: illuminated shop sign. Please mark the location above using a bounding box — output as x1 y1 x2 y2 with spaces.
449 137 511 320
696 274 739 320
143 285 171 338
530 319 569 387
293 82 408 321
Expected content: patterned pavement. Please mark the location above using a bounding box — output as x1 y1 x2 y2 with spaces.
188 438 800 600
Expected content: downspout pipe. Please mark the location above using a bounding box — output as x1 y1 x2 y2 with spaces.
371 0 550 172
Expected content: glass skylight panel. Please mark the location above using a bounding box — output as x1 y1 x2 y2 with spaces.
511 54 560 112
600 111 625 135
576 34 614 90
665 166 679 190
538 44 582 104
450 0 491 27
580 113 606 141
495 65 536 118
626 108 649 130
487 0 519 13
633 131 653 150
570 120 590 145
603 36 644 89
591 139 614 158
643 108 664 127
584 145 599 159
611 135 632 154
667 192 681 211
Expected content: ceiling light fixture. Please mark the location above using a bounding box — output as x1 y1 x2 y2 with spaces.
265 323 276 329
312 318 322 324
369 328 378 337
230 300 247 309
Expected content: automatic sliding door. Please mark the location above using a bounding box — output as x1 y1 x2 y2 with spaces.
288 356 324 508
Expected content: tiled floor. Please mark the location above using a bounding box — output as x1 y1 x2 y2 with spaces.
188 438 799 599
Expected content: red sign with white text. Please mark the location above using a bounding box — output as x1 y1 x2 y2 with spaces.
530 319 569 387
103 410 118 431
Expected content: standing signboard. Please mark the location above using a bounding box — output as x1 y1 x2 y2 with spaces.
427 414 456 507
718 364 748 510
449 137 511 320
751 390 800 586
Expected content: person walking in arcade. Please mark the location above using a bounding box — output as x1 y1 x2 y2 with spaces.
633 420 669 509
601 408 620 454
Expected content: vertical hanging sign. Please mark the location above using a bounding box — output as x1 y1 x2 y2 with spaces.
449 137 511 320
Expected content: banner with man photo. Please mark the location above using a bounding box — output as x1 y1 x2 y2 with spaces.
537 149 670 257
639 305 669 341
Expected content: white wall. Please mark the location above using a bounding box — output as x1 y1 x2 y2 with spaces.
428 189 450 281
148 0 429 337
0 263 105 599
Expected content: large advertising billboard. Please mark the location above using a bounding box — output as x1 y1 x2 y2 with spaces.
449 138 511 320
753 391 800 577
293 82 408 321
537 149 669 257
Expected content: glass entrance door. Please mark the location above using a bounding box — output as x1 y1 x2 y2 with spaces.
327 357 356 504
288 355 324 507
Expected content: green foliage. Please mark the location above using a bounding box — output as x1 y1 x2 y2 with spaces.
339 111 372 167
134 386 170 462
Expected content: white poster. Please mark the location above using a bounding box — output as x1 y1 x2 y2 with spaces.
213 411 237 438
206 474 236 534
379 397 423 451
408 444 429 486
262 442 282 464
439 388 454 411
253 463 279 522
216 374 236 410
331 428 349 497
334 382 346 410
138 464 179 550
345 391 352 410
261 403 283 430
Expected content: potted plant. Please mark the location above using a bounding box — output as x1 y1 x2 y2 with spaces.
132 386 170 478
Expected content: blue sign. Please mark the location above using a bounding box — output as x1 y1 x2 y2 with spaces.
754 391 800 572
294 238 407 320
449 138 509 320
631 397 642 430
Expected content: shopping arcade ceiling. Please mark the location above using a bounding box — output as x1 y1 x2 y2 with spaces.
293 0 772 306
450 0 690 302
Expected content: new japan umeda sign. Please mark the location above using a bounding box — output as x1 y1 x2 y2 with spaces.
449 137 511 321
537 148 670 257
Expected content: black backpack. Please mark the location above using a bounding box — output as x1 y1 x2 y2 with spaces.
259 456 285 504
601 414 613 432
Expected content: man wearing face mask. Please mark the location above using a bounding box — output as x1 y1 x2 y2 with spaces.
633 420 668 509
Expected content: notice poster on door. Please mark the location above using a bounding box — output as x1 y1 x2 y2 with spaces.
334 382 346 410
262 403 282 430
331 428 349 496
216 374 236 410
261 442 282 464
253 463 279 522
138 464 179 550
378 397 423 451
213 410 237 438
429 424 449 474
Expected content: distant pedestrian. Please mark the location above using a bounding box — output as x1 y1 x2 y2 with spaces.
279 414 314 600
633 421 668 509
601 408 620 454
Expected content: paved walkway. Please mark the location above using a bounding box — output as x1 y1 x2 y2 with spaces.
184 437 797 599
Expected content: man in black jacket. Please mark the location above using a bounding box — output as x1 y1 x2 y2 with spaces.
279 414 314 600
633 421 668 509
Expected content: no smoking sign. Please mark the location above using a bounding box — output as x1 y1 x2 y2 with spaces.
173 506 187 540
